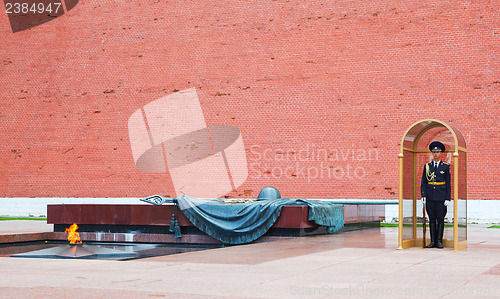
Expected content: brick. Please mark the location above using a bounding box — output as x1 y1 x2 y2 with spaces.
0 0 498 200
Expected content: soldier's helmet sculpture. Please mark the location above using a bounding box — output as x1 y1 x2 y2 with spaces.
257 186 281 201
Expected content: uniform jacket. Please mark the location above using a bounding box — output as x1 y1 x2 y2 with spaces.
421 161 451 201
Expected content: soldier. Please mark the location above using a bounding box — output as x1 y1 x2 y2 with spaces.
421 141 451 248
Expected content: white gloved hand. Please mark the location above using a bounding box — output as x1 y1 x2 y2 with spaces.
421 197 426 204
444 200 450 206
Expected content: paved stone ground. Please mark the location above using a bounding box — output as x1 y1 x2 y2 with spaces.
0 221 499 298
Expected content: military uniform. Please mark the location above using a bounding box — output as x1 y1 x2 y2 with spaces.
421 161 451 202
421 141 451 248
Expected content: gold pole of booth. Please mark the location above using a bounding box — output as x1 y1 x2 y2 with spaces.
453 152 459 251
398 153 404 249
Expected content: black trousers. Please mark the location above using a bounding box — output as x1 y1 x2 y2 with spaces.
426 200 447 223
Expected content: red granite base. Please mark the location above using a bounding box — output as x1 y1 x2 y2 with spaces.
0 204 385 245
47 204 384 227
46 204 321 228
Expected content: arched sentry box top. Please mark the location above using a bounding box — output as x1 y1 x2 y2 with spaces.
400 119 467 154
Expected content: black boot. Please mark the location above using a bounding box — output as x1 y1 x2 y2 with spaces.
436 222 444 249
426 220 437 248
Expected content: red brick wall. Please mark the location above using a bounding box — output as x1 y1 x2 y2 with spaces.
0 0 498 199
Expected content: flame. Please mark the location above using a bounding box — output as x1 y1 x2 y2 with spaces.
64 223 82 244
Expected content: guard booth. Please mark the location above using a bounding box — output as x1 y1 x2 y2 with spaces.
398 119 467 251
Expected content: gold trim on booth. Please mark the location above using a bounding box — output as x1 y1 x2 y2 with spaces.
453 153 459 251
413 153 417 240
443 239 454 248
398 153 404 249
416 238 458 248
399 119 462 155
404 149 455 153
417 238 431 247
401 239 415 249
455 240 468 251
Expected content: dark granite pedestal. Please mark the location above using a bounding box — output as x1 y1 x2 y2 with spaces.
44 203 385 244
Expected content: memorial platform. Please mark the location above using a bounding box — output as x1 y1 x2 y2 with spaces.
1 221 499 298
41 203 386 245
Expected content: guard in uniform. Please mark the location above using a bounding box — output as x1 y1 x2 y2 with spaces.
421 141 451 248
